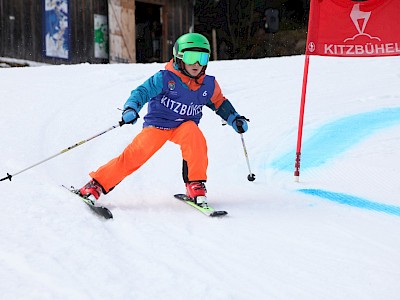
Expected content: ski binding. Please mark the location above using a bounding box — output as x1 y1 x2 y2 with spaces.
62 185 113 219
174 194 228 217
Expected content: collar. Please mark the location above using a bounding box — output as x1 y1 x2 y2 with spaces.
165 59 205 91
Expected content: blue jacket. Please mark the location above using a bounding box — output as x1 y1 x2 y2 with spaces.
124 60 240 129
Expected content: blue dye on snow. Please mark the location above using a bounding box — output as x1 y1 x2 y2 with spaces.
270 107 400 171
298 189 400 217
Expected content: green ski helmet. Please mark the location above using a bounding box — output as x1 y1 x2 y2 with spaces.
173 33 211 78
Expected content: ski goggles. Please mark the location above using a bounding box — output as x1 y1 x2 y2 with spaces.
181 51 210 66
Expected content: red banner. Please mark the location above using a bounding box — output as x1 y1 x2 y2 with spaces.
306 0 400 57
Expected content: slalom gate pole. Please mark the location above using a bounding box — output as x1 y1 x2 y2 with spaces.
294 54 310 182
240 133 256 182
0 121 124 182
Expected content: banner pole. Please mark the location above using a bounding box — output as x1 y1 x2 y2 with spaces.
294 54 310 182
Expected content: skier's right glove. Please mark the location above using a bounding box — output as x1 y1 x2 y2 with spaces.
122 108 139 125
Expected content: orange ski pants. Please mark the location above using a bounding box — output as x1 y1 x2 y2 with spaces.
89 121 208 193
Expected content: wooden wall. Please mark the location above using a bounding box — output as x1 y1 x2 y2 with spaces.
0 0 42 61
164 0 195 60
108 0 195 64
108 0 136 63
0 0 108 64
0 0 194 65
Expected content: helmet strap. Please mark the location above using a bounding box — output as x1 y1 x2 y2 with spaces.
176 58 207 81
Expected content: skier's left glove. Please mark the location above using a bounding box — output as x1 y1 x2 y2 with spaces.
227 114 249 134
122 108 139 125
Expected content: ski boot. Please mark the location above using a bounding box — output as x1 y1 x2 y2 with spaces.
186 182 207 207
79 179 103 201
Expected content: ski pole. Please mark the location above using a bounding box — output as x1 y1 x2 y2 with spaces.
239 133 256 182
221 118 255 181
0 121 124 182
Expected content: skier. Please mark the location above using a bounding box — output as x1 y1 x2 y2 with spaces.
79 33 249 206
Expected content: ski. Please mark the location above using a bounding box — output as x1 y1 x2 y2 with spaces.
174 194 228 217
62 185 113 219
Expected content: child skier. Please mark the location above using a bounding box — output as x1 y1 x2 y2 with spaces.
79 33 249 206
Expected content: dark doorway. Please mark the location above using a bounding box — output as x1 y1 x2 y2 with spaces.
135 2 162 63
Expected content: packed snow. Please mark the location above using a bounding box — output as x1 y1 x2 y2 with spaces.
1 55 400 300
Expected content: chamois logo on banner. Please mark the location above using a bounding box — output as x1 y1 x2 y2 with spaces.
344 4 381 42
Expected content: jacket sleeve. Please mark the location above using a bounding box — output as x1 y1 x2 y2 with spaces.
206 79 239 121
123 71 163 112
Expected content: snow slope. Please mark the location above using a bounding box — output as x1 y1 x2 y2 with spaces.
0 55 400 300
